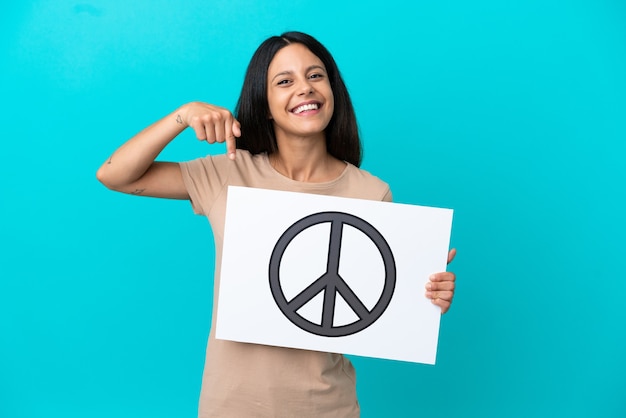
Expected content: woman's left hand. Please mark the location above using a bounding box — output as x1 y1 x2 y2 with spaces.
425 248 457 314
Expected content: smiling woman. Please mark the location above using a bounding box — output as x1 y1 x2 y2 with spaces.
95 31 457 417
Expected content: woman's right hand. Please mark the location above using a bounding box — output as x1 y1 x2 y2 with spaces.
97 102 241 198
180 102 242 160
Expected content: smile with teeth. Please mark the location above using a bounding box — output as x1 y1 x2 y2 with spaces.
292 103 320 114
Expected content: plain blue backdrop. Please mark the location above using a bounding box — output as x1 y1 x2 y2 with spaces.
1 1 625 417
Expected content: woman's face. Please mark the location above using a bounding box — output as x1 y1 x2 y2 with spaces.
266 43 334 143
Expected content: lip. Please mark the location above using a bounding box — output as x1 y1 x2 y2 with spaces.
290 100 322 113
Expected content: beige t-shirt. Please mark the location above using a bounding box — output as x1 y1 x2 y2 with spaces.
180 150 392 418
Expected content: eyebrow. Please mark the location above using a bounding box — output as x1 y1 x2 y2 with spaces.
271 65 327 82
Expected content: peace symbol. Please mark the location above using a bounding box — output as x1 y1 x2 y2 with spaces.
269 211 396 337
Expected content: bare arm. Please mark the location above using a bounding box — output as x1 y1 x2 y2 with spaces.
96 102 241 199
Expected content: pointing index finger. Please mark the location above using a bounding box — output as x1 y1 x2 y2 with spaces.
226 119 241 160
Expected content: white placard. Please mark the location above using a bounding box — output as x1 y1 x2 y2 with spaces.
216 186 453 364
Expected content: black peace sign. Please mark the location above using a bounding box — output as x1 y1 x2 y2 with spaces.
269 211 396 337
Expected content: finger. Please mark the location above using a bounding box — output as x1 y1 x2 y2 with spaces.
226 137 237 159
429 271 456 283
433 298 452 314
232 119 241 137
204 123 217 143
426 276 455 311
425 290 454 301
225 118 240 160
447 248 457 265
212 115 226 144
426 280 455 292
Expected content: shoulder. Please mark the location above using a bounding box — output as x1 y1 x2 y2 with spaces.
344 164 393 202
181 149 264 172
348 164 387 184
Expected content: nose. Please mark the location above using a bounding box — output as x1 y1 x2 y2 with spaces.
297 79 314 96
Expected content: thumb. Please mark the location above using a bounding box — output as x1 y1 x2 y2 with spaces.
232 119 242 137
447 248 457 265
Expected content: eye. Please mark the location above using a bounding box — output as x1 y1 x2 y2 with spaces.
309 73 324 80
276 79 291 86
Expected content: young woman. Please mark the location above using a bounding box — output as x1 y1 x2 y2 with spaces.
97 31 457 417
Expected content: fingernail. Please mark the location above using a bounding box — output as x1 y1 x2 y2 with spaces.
429 274 436 280
229 152 236 160
425 282 432 290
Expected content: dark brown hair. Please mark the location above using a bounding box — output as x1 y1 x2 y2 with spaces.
234 31 362 167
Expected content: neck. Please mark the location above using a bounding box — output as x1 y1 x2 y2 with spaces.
269 135 345 182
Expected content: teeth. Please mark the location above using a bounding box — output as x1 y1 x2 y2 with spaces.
293 103 319 114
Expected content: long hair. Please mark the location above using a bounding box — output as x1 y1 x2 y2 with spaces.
234 32 362 167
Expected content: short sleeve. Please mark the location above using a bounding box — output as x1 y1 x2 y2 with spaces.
179 155 230 216
382 188 393 202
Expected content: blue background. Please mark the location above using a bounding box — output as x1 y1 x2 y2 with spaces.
1 1 625 417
